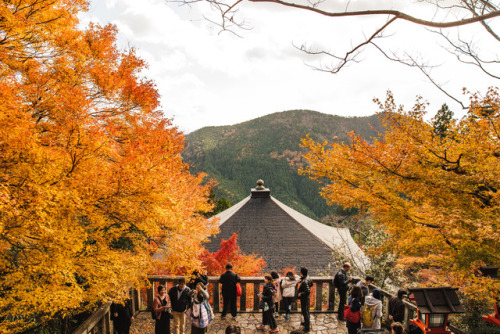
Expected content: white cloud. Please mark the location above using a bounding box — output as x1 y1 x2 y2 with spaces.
82 0 499 133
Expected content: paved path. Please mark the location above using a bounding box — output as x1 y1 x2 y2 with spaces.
131 311 352 334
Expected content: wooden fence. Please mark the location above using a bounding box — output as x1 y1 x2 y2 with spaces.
147 275 338 313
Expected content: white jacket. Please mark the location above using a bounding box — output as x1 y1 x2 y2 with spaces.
280 276 299 298
361 295 383 330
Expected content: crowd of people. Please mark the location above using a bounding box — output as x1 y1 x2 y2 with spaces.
338 262 408 334
111 262 410 334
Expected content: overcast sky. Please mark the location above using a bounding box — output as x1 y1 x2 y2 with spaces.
81 0 499 133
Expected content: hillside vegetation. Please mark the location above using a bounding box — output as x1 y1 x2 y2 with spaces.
183 110 384 219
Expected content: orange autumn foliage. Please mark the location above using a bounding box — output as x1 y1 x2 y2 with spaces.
301 89 500 302
200 233 266 276
0 1 217 332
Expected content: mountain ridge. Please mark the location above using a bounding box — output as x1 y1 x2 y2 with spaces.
183 109 384 219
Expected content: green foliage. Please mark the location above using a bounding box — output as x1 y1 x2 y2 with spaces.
203 189 232 217
433 103 454 138
453 294 499 334
324 215 404 289
184 110 384 219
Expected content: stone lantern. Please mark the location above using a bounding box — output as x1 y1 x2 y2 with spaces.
480 266 500 326
408 287 465 334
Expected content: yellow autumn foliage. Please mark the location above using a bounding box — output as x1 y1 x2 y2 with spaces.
0 1 217 332
301 89 500 302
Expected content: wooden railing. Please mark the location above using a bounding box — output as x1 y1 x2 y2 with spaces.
147 275 339 313
73 289 141 334
74 276 468 334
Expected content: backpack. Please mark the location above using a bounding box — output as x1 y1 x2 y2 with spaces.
361 304 376 327
333 272 341 288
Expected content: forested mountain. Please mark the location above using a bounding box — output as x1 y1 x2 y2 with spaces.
183 110 384 219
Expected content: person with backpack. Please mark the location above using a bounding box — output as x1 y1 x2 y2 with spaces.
153 285 172 334
256 274 279 332
168 277 192 334
345 285 363 334
297 267 313 333
334 263 353 321
219 263 241 318
187 282 213 333
361 288 383 332
281 271 299 320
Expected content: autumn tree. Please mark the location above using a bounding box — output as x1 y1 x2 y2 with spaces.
323 214 404 290
0 1 217 332
200 233 266 276
300 88 500 302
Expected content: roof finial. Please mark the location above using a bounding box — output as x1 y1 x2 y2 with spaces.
251 179 269 198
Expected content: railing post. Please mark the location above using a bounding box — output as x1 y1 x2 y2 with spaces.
110 310 114 334
130 289 136 315
104 309 110 334
253 282 260 311
97 316 104 334
240 282 247 311
147 280 154 311
315 281 323 311
292 284 298 311
405 307 414 331
134 288 139 313
384 294 391 322
139 287 143 312
328 281 335 311
213 281 220 312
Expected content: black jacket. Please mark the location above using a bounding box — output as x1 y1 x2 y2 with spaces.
349 297 362 313
110 300 133 329
188 274 208 290
389 296 405 323
262 283 276 304
335 269 350 291
168 285 192 312
219 270 241 297
297 276 313 299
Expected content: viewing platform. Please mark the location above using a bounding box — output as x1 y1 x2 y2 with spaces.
75 276 468 334
130 311 348 333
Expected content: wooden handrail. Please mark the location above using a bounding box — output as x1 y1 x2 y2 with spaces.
74 276 469 334
147 276 337 313
73 302 112 334
73 289 141 334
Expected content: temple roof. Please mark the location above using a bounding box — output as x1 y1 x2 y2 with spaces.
206 180 369 274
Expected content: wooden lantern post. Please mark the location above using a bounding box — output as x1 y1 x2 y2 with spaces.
480 266 500 326
408 287 465 334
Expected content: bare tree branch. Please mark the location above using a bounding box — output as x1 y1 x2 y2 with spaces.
295 17 397 74
247 0 500 28
169 0 500 105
